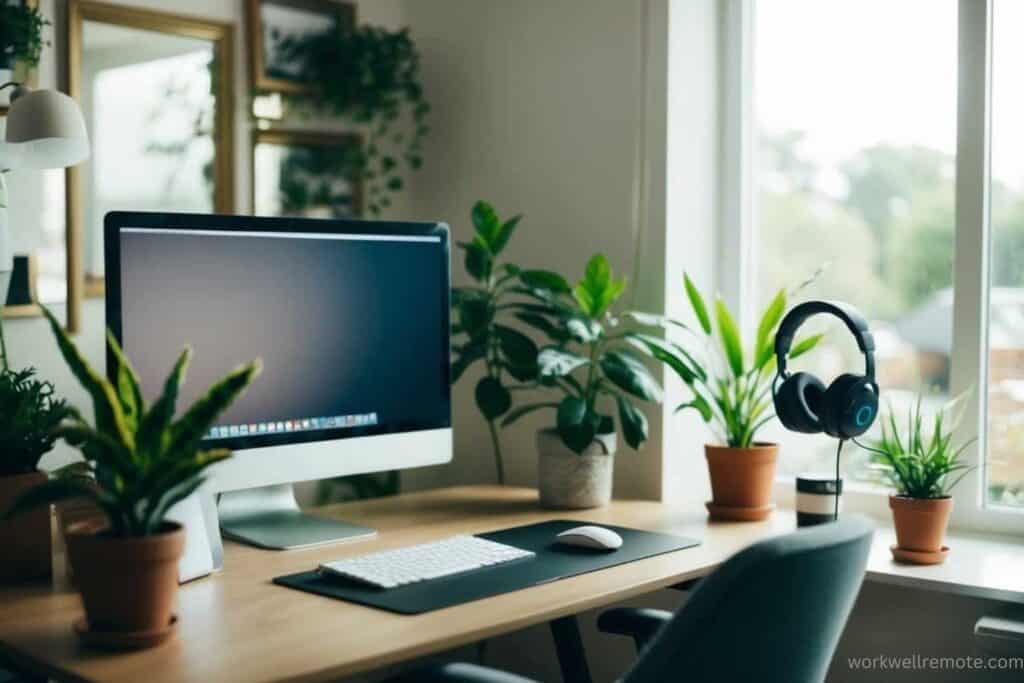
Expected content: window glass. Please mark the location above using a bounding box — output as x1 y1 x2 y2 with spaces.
986 0 1024 508
754 0 958 483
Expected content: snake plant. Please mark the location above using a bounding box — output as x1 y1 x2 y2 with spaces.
5 308 261 537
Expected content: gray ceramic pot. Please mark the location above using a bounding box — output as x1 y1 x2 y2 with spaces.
536 428 616 509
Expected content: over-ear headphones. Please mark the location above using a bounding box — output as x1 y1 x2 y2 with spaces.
773 300 879 440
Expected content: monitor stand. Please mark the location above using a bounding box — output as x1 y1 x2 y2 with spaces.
217 484 377 550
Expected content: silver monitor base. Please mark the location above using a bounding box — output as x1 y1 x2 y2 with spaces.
217 484 376 550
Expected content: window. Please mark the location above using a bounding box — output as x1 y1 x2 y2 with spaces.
986 0 1024 508
752 0 958 484
726 0 1023 531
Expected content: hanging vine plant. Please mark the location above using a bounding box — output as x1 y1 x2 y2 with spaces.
275 24 430 216
0 2 50 71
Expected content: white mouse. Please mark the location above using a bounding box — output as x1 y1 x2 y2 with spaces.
556 525 623 551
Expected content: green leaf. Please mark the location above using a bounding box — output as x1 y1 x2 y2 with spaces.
458 298 492 340
491 215 521 255
500 402 559 427
790 333 825 359
683 273 712 334
557 396 597 454
143 476 207 535
462 240 492 282
451 343 485 384
519 270 571 294
537 347 589 377
573 254 626 319
714 297 744 377
754 289 786 369
55 423 136 481
42 307 134 451
515 312 569 342
137 347 191 459
566 317 602 343
167 361 261 458
495 324 538 370
475 376 511 419
623 311 691 333
616 395 648 450
600 351 663 402
471 201 501 247
623 332 704 384
572 284 595 317
107 330 144 431
675 394 713 422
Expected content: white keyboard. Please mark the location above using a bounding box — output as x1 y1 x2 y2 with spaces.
318 535 535 589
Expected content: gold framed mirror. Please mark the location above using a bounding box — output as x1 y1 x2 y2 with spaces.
65 0 234 331
252 129 364 218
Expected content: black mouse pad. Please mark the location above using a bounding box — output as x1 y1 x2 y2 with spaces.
273 520 701 614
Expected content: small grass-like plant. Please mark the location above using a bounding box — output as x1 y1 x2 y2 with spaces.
0 368 73 477
5 308 261 537
871 395 975 499
665 273 823 448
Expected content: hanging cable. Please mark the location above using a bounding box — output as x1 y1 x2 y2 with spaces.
834 439 845 521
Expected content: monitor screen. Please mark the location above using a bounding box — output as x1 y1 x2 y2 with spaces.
107 215 450 451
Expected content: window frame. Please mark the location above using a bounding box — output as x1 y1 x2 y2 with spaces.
723 0 1024 534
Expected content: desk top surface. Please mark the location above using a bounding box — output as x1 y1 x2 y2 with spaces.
1 485 1022 683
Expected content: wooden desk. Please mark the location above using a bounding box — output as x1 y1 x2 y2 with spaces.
0 485 791 683
5 485 1021 682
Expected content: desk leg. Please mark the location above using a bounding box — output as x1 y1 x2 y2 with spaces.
549 616 592 683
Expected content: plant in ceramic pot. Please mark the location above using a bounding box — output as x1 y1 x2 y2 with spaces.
0 367 73 582
5 309 260 640
501 254 664 509
662 275 823 521
451 200 569 484
866 395 974 566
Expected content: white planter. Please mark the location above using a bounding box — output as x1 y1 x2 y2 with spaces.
536 428 616 510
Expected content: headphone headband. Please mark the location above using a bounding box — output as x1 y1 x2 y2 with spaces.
774 300 876 380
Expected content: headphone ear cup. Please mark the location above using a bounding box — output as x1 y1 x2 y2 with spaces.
775 372 827 434
823 373 879 439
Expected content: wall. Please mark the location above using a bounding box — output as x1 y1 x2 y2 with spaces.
5 0 671 499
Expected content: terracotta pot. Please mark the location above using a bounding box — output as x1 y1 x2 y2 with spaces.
705 443 779 509
65 521 185 633
537 428 616 509
889 495 952 553
0 470 52 583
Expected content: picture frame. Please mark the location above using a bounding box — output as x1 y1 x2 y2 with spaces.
246 0 355 95
252 129 364 218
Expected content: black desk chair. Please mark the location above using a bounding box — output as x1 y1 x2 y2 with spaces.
390 515 874 683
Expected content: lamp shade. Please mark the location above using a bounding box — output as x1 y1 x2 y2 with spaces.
4 89 90 169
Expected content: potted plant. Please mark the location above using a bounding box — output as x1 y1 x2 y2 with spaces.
0 367 73 583
867 395 974 565
273 24 429 215
0 2 48 72
501 254 665 509
6 309 260 644
663 275 822 520
451 200 567 484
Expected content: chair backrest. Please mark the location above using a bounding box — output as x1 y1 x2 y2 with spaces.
623 516 874 683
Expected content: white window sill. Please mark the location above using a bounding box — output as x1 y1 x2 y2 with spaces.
768 504 1024 604
864 524 1024 605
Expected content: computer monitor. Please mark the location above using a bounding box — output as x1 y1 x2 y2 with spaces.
105 212 452 549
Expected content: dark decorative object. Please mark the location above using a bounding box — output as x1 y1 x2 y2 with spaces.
5 255 35 306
